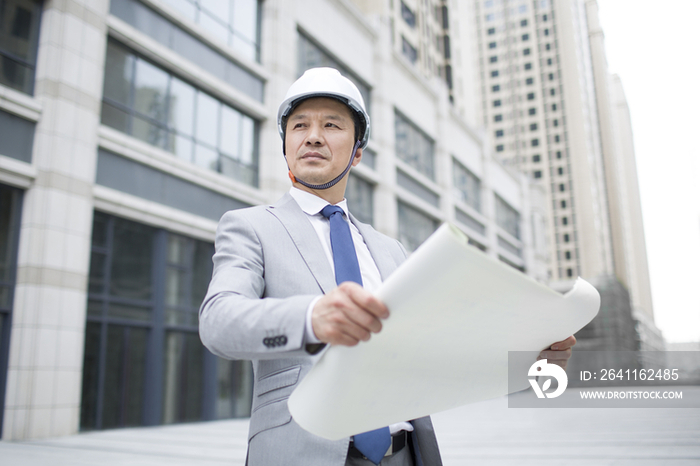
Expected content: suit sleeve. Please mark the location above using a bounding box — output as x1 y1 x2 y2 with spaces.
199 210 318 360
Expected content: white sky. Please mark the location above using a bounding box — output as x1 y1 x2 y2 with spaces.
596 1 700 343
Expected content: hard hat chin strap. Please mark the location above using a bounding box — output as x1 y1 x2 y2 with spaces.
286 140 361 190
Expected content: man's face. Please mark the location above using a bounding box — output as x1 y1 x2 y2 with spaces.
285 97 362 186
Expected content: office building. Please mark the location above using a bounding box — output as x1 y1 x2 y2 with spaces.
469 0 659 351
1 0 546 440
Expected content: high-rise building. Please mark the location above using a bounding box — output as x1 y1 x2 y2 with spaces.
469 0 659 350
0 0 547 440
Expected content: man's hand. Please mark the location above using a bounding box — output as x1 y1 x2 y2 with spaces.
538 335 576 370
312 282 389 346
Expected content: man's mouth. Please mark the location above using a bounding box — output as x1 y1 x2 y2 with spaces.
301 152 327 161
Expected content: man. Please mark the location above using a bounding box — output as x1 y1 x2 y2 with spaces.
199 68 575 465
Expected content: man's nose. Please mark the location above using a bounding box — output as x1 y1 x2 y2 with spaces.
305 123 324 145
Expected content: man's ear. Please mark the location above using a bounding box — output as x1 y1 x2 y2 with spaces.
352 147 363 167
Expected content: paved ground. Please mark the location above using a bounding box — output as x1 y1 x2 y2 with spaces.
2 387 699 466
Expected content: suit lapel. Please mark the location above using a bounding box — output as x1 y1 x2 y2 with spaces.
266 193 336 294
350 214 400 281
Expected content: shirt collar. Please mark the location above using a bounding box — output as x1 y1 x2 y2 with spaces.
289 187 349 217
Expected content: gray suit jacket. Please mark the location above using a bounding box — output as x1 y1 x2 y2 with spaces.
200 193 442 466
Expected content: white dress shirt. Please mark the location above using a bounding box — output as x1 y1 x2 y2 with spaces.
288 188 413 435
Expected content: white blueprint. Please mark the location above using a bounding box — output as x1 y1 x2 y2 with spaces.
288 224 601 440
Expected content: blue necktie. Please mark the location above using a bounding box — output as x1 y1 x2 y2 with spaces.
321 205 391 465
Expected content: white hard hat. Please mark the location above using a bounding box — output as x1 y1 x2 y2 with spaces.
277 67 370 150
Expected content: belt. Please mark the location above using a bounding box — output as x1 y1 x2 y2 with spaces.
347 430 408 459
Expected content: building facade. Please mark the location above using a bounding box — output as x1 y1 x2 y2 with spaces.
1 0 547 440
469 0 659 350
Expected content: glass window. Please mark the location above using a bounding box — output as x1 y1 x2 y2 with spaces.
452 159 481 212
400 1 416 28
397 170 439 207
134 59 169 121
494 114 502 122
495 129 504 137
491 70 499 77
530 123 537 131
528 107 536 115
394 110 435 180
487 27 496 35
168 77 195 136
297 32 371 116
157 0 261 61
101 325 149 429
489 55 497 63
0 108 35 163
531 139 539 147
492 84 500 92
532 154 540 162
523 48 531 55
113 0 263 95
401 36 418 64
0 0 41 94
345 174 374 225
522 34 529 41
216 358 253 419
194 91 219 147
533 170 542 179
103 41 134 107
361 147 376 170
527 92 535 100
101 40 259 187
526 77 534 85
110 219 155 301
397 201 438 252
162 331 204 424
524 63 532 70
495 195 520 239
493 99 501 107
81 212 251 431
489 41 497 49
0 184 22 432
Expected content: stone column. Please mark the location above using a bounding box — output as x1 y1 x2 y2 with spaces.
3 0 108 440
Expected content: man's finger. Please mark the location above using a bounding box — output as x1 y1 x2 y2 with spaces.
345 307 383 334
550 335 577 350
539 348 572 360
340 281 390 319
